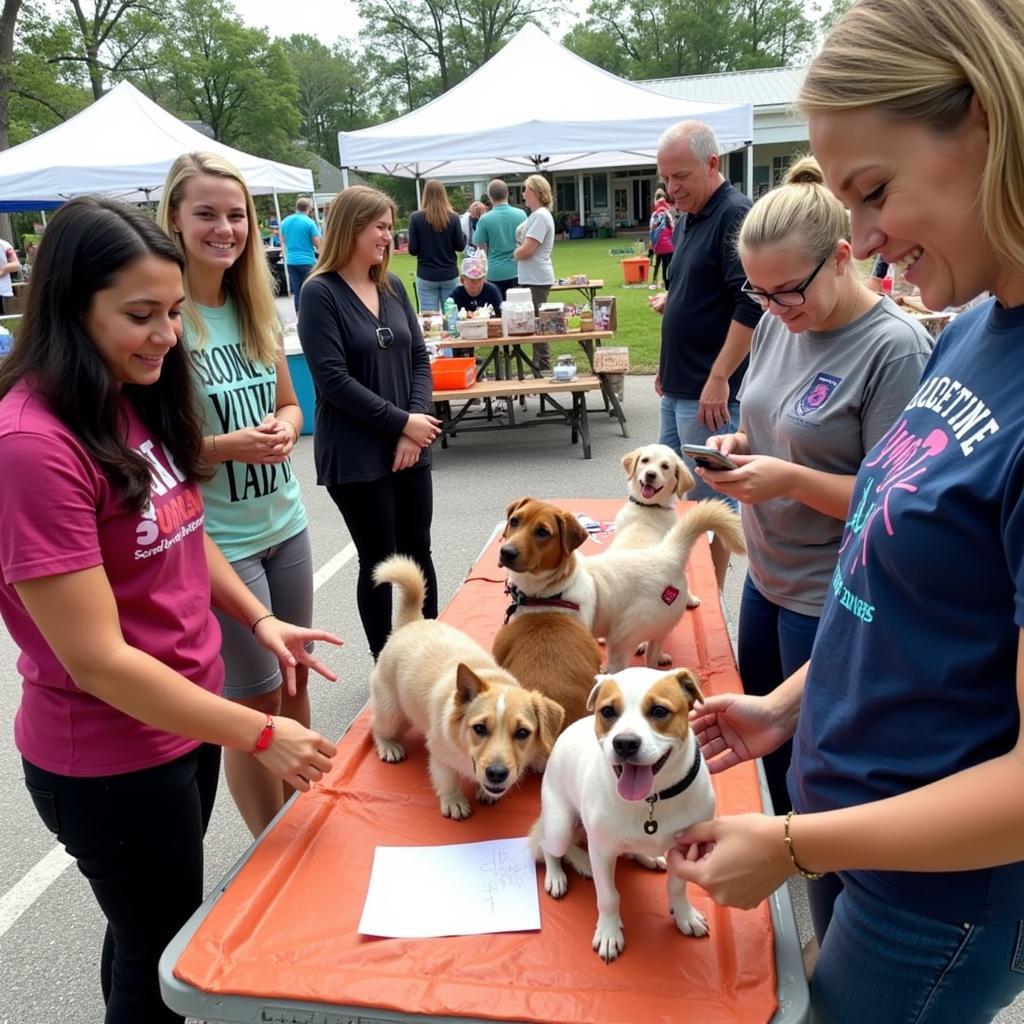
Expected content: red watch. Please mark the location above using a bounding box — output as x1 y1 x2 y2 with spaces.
251 714 275 755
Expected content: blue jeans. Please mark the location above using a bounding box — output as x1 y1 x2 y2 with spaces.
658 393 740 501
415 276 459 314
738 575 819 813
287 263 314 314
807 874 1024 1024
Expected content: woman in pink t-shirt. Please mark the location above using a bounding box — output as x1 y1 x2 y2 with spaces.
0 197 340 1024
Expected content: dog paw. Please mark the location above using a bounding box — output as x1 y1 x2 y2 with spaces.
592 917 625 962
634 641 648 656
686 594 702 609
657 651 673 666
630 853 666 872
544 863 569 899
672 904 709 938
441 794 472 820
375 739 406 763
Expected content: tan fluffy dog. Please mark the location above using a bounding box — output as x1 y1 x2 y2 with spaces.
500 498 744 673
370 555 564 820
609 443 695 552
493 612 603 730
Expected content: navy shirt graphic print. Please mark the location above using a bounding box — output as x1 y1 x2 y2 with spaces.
791 298 1024 924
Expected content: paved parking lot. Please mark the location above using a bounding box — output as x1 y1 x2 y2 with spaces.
1 368 1020 1023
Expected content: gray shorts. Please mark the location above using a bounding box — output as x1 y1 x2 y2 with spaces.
215 528 314 700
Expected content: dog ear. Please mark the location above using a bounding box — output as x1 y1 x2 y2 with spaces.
672 668 705 708
621 448 641 481
505 497 532 521
558 510 590 555
675 457 695 498
533 693 565 754
455 663 487 705
586 676 613 712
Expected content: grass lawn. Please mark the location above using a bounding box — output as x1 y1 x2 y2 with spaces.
389 237 664 373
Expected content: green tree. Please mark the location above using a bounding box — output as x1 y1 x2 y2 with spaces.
160 0 301 160
356 0 557 112
281 35 370 160
42 0 169 100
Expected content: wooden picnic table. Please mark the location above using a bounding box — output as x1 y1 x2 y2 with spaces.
549 279 604 307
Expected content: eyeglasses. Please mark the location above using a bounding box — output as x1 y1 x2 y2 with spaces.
376 326 394 349
741 254 830 308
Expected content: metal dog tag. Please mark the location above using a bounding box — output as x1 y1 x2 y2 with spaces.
643 819 658 835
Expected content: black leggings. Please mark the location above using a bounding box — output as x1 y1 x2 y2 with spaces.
653 252 671 287
23 744 221 1023
327 465 438 658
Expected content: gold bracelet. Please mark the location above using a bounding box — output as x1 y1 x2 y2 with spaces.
210 434 219 456
783 810 823 880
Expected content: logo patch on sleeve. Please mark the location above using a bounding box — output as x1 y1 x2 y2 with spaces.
661 585 680 605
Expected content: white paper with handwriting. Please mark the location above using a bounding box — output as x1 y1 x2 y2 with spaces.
357 836 540 938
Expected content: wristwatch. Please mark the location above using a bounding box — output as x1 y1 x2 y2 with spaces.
251 714 275 755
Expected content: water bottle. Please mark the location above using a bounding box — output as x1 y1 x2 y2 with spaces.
444 297 459 340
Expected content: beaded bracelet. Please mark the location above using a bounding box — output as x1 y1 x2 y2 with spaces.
783 810 822 880
250 612 276 635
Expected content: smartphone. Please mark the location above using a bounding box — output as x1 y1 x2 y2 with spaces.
681 443 738 471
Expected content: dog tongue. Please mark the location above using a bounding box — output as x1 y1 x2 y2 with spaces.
617 763 655 801
641 483 658 499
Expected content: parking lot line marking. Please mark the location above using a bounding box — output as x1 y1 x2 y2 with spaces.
313 542 357 591
1 541 357 942
0 846 74 940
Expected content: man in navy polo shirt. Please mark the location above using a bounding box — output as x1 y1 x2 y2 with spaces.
652 121 763 585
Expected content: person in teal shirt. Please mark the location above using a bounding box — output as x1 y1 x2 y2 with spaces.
159 152 319 837
472 178 527 299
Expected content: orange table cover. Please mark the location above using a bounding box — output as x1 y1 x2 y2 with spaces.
175 499 776 1024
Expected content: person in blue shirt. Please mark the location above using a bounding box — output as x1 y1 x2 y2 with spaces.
668 2 1024 1022
279 197 322 314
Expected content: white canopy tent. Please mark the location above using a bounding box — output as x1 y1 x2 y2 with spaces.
338 23 754 218
0 80 313 212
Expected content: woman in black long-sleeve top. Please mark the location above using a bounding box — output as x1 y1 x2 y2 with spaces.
299 185 442 658
408 178 465 313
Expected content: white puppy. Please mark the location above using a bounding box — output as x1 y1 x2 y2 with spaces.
532 666 715 962
608 443 694 552
371 555 564 820
501 498 744 672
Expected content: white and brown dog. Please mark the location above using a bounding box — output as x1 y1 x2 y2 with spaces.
608 443 695 553
500 497 744 672
370 555 564 820
531 666 714 962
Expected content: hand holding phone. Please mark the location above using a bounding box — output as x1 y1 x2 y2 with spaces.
681 443 738 471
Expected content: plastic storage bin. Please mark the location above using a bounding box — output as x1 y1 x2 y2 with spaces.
283 334 315 435
620 257 650 285
431 356 476 390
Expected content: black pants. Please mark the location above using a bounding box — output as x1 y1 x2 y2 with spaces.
653 252 671 287
327 465 438 658
23 744 221 1023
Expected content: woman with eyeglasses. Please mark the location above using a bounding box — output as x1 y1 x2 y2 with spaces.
695 155 931 814
298 185 441 660
157 153 323 837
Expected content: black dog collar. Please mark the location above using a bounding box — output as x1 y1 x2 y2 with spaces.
503 581 581 625
628 494 663 508
642 745 703 835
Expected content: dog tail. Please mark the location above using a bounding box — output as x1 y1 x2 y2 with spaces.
664 499 746 560
373 555 427 631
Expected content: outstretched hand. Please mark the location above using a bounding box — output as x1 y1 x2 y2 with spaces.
253 617 342 696
690 692 790 774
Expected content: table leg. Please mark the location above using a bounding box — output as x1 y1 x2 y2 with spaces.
576 391 592 459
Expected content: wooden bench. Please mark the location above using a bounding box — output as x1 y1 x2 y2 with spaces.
431 375 603 459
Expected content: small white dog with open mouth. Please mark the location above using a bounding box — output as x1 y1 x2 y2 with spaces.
371 555 564 820
531 666 715 962
608 443 695 552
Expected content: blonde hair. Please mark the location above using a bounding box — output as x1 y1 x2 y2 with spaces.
421 179 453 233
524 174 552 208
157 152 280 366
800 0 1024 275
310 185 397 292
739 155 850 263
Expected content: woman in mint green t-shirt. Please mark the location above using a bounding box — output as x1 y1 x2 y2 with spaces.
158 152 317 837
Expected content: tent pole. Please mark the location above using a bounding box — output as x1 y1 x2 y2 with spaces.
414 176 422 207
341 168 350 190
41 210 48 226
576 173 584 231
273 187 290 300
745 143 754 200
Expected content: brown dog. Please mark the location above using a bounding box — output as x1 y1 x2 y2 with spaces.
493 612 602 730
